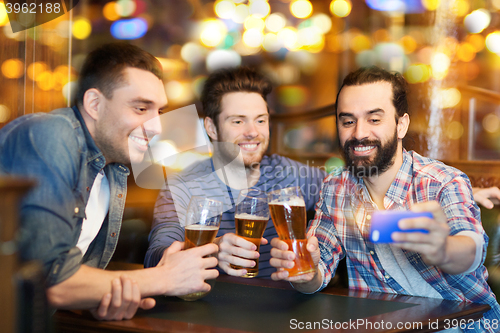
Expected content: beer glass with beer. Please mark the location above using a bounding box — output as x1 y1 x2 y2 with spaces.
268 187 316 277
230 189 269 278
179 196 223 301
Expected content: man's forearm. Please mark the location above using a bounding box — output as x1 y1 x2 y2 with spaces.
438 235 476 275
291 268 324 293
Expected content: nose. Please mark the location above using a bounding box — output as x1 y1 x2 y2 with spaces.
243 121 258 139
353 120 369 141
142 114 162 138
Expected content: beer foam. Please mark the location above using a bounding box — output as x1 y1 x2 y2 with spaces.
235 213 269 221
269 197 306 207
185 224 219 231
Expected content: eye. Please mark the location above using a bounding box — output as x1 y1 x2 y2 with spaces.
341 120 355 127
257 118 267 124
136 107 147 112
233 120 243 124
369 118 381 124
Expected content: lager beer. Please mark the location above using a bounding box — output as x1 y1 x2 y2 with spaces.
230 213 268 277
269 197 316 277
179 224 219 301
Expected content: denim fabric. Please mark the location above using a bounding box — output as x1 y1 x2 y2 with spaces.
0 107 129 287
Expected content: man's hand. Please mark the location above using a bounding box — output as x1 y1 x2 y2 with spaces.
215 233 267 277
157 241 219 296
472 186 500 209
90 275 156 321
391 201 476 274
269 236 320 284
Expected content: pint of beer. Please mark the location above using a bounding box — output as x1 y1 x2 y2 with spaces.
178 196 222 301
230 189 269 278
268 187 316 277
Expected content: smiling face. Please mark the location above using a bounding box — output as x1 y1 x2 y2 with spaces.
337 81 409 178
205 92 270 168
92 67 167 165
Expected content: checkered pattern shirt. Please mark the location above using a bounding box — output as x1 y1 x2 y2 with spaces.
308 150 500 332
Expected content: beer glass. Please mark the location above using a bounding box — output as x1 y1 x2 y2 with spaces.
230 189 269 278
178 196 223 301
268 186 316 277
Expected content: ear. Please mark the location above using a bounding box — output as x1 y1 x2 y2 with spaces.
397 113 410 140
82 88 103 121
204 117 218 141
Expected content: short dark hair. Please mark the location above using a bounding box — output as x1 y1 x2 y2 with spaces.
201 67 273 129
75 43 163 107
335 66 409 120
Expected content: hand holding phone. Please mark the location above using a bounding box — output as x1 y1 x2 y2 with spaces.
369 211 433 243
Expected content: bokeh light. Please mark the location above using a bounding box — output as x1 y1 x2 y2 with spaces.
311 13 332 34
431 52 450 79
485 32 500 54
450 0 469 17
330 0 351 18
103 2 120 21
483 114 500 134
277 85 309 107
421 0 440 11
27 62 47 81
243 28 264 48
72 17 92 40
206 49 242 72
445 121 464 140
249 0 270 18
0 2 9 27
290 0 313 19
439 88 461 108
457 43 476 62
405 64 430 84
181 42 205 63
466 34 485 52
278 27 298 50
111 18 148 40
494 0 500 10
464 9 491 34
266 13 286 33
263 33 282 52
200 19 227 47
350 34 371 53
215 0 235 19
116 0 136 17
37 71 55 91
1 59 24 79
244 15 265 31
233 4 249 23
0 104 11 123
400 35 417 54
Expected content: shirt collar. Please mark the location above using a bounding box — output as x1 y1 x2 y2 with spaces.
72 106 106 167
384 149 413 208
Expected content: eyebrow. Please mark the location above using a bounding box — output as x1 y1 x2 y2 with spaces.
226 113 269 119
338 108 384 118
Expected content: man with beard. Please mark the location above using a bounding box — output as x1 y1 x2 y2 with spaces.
269 66 500 332
0 43 218 320
145 67 326 278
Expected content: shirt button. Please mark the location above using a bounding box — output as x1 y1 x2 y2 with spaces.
86 187 90 192
74 207 79 214
96 158 100 162
111 232 116 237
385 274 390 280
370 251 374 255
117 194 123 198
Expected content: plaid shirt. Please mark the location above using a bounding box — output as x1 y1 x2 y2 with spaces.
308 150 500 332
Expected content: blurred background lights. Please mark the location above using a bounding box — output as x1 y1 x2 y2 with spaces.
466 34 485 52
233 4 249 23
206 49 242 72
445 121 464 140
290 0 313 19
278 27 298 50
72 17 92 40
483 113 500 134
450 0 469 17
27 62 47 81
243 28 264 48
265 13 286 33
400 35 417 54
431 52 450 78
115 0 136 17
154 140 179 167
457 42 476 62
311 14 332 34
263 33 282 52
249 0 271 18
62 81 78 104
464 9 491 34
439 88 461 108
494 0 500 10
181 42 205 64
350 34 371 53
0 2 8 27
215 0 236 19
0 104 10 123
103 2 121 21
485 32 500 54
244 15 265 31
200 19 227 47
330 0 351 18
37 71 55 91
421 0 440 11
1 59 24 79
405 64 430 83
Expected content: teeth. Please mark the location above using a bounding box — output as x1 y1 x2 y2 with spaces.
354 146 374 152
130 136 148 146
240 144 258 149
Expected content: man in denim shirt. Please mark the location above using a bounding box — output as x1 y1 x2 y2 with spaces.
0 43 218 320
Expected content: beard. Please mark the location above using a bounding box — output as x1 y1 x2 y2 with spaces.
341 131 398 178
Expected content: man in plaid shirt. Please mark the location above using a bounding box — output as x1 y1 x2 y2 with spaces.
270 67 500 332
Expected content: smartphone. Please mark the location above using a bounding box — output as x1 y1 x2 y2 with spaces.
369 211 433 243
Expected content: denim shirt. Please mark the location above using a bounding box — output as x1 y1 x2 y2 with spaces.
0 107 129 287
